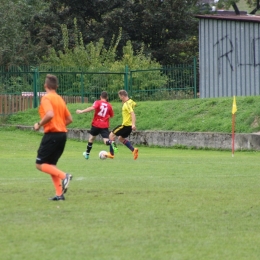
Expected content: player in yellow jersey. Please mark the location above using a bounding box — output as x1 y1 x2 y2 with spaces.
109 90 139 160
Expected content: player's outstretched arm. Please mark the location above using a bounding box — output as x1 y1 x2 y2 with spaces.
76 107 95 114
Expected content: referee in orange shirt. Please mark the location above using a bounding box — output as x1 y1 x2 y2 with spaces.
34 74 73 201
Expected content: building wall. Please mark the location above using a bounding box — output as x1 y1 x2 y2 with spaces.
199 18 260 98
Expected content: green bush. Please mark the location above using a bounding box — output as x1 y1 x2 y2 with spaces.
41 19 167 95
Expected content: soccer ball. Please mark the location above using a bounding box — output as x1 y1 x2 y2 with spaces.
99 150 107 160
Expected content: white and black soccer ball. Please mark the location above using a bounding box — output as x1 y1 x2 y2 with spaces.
99 151 107 160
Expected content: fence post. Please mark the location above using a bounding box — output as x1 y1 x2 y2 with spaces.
193 57 197 99
129 70 132 97
33 68 38 108
80 73 84 103
124 65 129 93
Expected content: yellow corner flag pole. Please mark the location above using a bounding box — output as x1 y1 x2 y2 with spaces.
232 96 237 157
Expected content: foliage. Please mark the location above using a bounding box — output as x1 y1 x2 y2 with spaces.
215 0 260 11
26 0 201 65
245 0 259 7
163 36 199 65
42 18 121 69
0 0 48 67
131 0 200 64
215 0 240 9
245 0 260 13
0 0 202 66
246 0 257 7
41 20 167 95
0 65 36 94
5 0 260 68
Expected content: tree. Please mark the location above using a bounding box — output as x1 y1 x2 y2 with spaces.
28 0 201 65
245 0 260 13
41 21 167 95
212 0 260 14
0 0 48 66
136 0 199 64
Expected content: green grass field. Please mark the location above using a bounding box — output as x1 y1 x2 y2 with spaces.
1 127 260 260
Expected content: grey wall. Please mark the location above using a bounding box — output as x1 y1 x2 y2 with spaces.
199 18 260 98
65 129 260 151
15 126 260 151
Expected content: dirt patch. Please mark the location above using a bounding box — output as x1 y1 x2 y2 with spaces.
251 116 260 128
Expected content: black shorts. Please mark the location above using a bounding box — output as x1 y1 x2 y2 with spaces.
90 125 110 139
36 132 67 165
112 125 132 138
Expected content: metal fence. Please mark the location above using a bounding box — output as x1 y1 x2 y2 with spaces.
0 58 197 115
129 63 197 101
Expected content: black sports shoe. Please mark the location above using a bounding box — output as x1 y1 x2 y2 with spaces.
49 195 65 201
62 173 72 194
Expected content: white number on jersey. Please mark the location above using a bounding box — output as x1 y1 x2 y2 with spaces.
98 103 108 117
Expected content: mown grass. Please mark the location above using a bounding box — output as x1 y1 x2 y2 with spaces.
3 95 260 133
222 0 253 13
1 127 260 260
232 0 249 11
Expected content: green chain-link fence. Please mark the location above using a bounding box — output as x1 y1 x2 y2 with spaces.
0 58 197 115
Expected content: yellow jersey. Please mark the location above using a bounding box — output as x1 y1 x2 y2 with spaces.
121 99 136 126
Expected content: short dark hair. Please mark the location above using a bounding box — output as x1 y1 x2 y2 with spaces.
45 74 58 90
118 90 128 97
100 91 108 100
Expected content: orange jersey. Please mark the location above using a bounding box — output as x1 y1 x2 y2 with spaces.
39 92 71 133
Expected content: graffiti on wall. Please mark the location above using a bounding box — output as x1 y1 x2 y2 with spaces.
213 35 260 75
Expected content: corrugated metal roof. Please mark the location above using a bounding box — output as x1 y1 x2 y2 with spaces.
196 13 260 23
